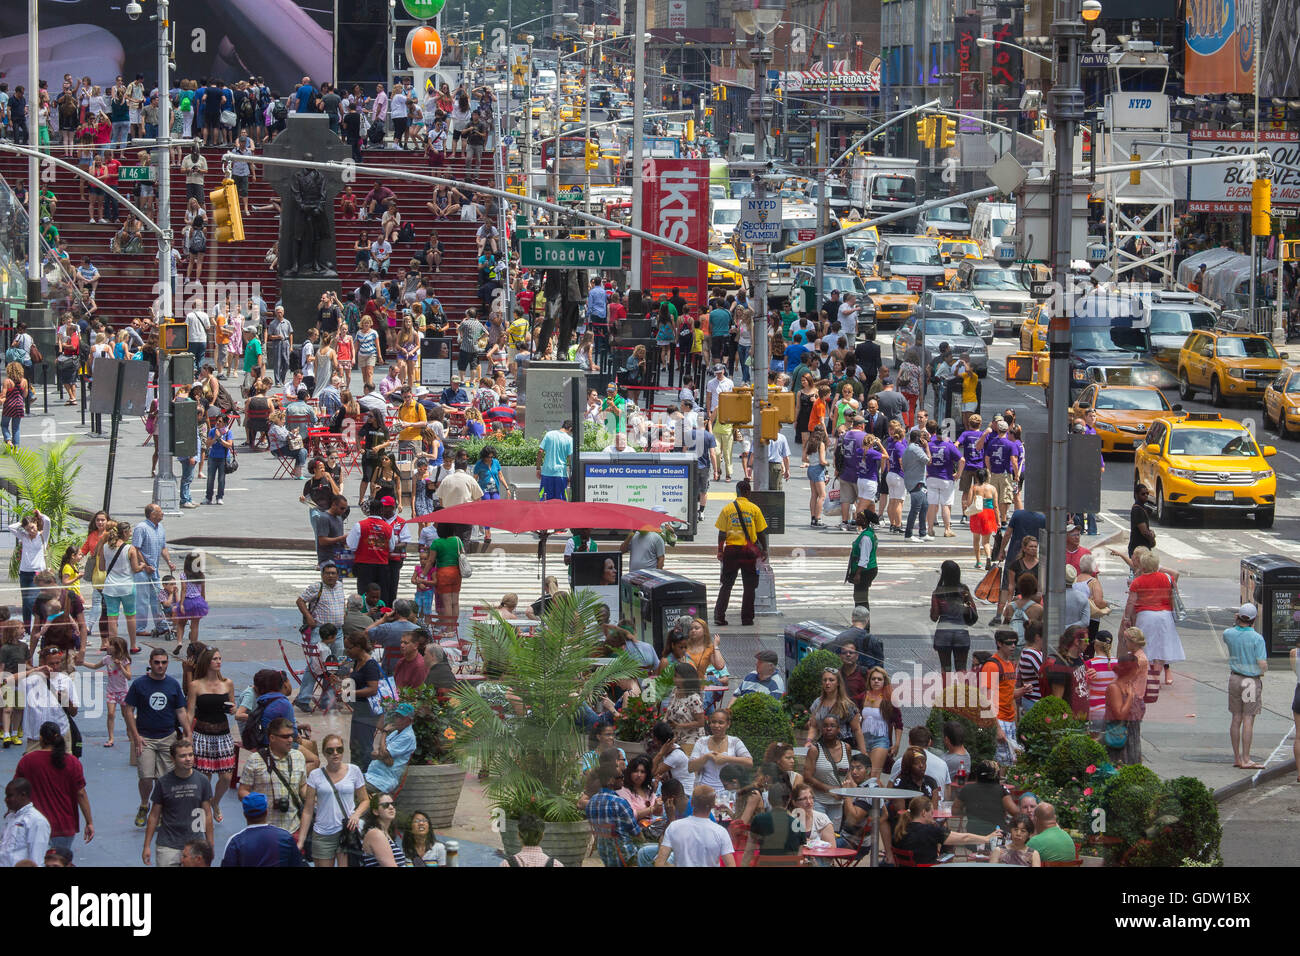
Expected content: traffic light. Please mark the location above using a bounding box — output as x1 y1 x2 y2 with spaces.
774 86 782 102
939 116 956 148
1252 178 1272 237
915 117 930 146
1130 151 1141 186
585 140 600 170
718 84 726 101
209 178 244 243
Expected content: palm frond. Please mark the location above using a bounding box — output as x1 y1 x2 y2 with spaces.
0 436 83 577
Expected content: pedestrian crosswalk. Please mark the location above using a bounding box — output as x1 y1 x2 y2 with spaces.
196 546 931 614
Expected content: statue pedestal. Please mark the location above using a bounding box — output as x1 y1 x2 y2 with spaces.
280 278 339 340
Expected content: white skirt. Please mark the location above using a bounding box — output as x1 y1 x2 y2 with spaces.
1135 609 1185 663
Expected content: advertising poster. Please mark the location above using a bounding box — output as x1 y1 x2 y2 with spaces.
1187 129 1300 213
1184 0 1255 95
1259 0 1300 97
419 336 454 388
0 1 334 93
570 552 621 621
640 158 710 313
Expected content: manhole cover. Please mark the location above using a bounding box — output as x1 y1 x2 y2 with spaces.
1178 753 1239 765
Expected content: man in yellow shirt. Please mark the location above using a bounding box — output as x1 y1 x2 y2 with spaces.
396 387 428 454
713 480 769 627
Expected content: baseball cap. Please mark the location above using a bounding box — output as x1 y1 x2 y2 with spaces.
380 495 396 506
1065 522 1078 533
394 701 416 717
1237 603 1258 621
242 792 269 814
755 649 779 664
606 382 617 390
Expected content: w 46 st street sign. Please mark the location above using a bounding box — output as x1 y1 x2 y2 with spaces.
520 239 623 268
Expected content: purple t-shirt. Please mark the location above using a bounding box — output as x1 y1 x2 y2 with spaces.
957 429 985 468
926 439 961 481
985 435 1017 474
887 439 906 476
1012 439 1026 477
861 447 884 483
839 429 866 481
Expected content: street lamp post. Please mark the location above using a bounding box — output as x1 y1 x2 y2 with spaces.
814 39 833 320
584 32 594 233
1042 0 1097 638
630 11 647 291
737 0 784 494
25 0 39 308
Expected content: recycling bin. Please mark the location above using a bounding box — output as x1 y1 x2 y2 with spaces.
1240 554 1300 655
782 620 844 677
620 569 708 656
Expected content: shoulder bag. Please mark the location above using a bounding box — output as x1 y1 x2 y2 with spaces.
732 501 762 563
974 564 1001 604
324 769 366 864
1102 720 1128 749
94 543 126 600
1167 572 1187 622
456 535 473 578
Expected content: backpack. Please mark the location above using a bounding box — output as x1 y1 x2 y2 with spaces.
397 222 416 243
272 100 288 123
240 701 268 750
289 344 303 372
238 96 256 122
506 852 556 867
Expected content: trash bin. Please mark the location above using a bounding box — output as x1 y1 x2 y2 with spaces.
782 620 844 677
1240 554 1300 655
620 569 708 656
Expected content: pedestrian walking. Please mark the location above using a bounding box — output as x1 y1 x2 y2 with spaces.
298 733 369 867
929 560 978 673
186 647 235 821
221 792 307 867
14 722 92 853
713 481 768 627
142 738 213 866
132 504 176 638
1223 603 1268 770
902 428 930 541
846 510 879 609
0 778 50 867
123 648 191 829
9 509 49 629
1122 550 1185 686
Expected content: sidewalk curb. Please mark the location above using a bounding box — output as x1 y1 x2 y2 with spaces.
1212 759 1298 803
170 534 974 560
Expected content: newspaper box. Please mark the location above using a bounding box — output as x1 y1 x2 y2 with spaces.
1240 554 1300 655
620 568 708 656
782 619 844 677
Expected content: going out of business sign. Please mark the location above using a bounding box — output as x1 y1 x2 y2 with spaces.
1187 129 1300 213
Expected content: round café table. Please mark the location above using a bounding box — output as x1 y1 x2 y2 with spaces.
800 844 860 867
832 787 922 868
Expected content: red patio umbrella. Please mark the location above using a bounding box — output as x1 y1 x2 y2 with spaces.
405 499 673 582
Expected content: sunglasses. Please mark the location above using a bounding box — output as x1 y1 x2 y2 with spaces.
324 746 344 755
377 801 395 809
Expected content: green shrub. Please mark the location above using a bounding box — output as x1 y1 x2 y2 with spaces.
458 423 611 467
1124 776 1222 868
925 707 996 764
1100 765 1164 849
1018 696 1086 766
784 650 843 718
1044 734 1107 788
729 692 794 763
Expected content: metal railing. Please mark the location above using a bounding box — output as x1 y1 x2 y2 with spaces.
1217 306 1277 335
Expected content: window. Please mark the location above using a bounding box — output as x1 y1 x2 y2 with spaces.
1286 374 1300 394
969 268 1028 291
1148 308 1215 336
887 244 942 266
1216 336 1278 359
1166 428 1258 457
1094 389 1170 411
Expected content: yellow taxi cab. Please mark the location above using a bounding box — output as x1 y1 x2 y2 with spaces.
939 238 981 261
839 218 880 244
707 246 743 289
1070 384 1181 454
561 103 582 121
1134 412 1277 527
1263 366 1300 438
1018 303 1050 352
861 277 919 328
1176 329 1287 406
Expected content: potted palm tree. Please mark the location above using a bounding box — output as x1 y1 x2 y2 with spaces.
453 591 644 867
392 685 467 829
0 436 83 579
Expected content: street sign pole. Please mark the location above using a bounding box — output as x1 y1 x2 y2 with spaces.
751 41 773 493
102 368 127 515
630 1 647 289
153 0 178 513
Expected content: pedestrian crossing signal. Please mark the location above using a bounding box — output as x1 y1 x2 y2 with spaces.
1005 352 1048 385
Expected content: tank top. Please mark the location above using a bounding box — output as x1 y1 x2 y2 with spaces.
194 692 229 726
2 381 25 419
102 544 135 595
861 703 889 739
362 834 408 867
811 740 850 807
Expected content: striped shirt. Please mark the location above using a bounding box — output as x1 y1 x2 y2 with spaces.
1016 647 1043 705
1086 655 1117 720
356 329 379 356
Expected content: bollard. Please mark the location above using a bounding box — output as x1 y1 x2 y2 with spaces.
444 839 459 866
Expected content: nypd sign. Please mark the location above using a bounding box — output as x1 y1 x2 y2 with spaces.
737 197 783 244
1104 92 1170 130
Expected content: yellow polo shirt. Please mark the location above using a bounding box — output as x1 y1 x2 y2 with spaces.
398 401 427 442
715 497 767 546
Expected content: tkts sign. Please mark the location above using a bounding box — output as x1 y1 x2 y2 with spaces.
640 159 710 313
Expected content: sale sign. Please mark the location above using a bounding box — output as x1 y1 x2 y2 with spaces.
640 159 710 313
1188 129 1300 212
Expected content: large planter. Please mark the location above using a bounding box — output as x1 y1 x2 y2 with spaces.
394 763 466 829
501 817 592 867
616 738 647 759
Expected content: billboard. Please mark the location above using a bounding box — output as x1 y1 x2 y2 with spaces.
0 1 335 93
1259 0 1300 97
640 158 710 313
1187 129 1300 212
1183 0 1254 95
781 69 881 94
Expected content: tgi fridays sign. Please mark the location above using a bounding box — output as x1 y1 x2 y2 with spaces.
1188 129 1300 213
640 158 710 313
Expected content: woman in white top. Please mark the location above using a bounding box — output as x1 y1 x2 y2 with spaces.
298 733 370 867
790 783 836 845
98 520 146 649
10 508 50 629
449 93 473 154
687 709 753 793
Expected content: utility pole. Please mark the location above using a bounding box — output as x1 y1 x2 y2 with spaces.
1043 0 1089 639
630 2 647 290
584 34 594 233
151 0 178 511
750 39 773 492
814 40 830 318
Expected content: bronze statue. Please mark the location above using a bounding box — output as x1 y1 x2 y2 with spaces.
282 152 336 277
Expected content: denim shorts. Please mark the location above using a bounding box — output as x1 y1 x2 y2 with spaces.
864 734 890 752
103 590 137 617
808 463 826 483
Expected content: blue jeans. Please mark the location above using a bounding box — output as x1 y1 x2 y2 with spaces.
1 415 20 446
635 844 666 867
205 457 227 501
905 486 928 537
190 342 207 369
134 569 164 633
179 456 196 504
18 570 37 628
736 344 751 383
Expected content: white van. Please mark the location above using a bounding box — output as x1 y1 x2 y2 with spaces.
535 69 557 94
710 199 741 243
971 202 1017 257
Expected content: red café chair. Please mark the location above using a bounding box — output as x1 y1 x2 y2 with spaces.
891 848 934 868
